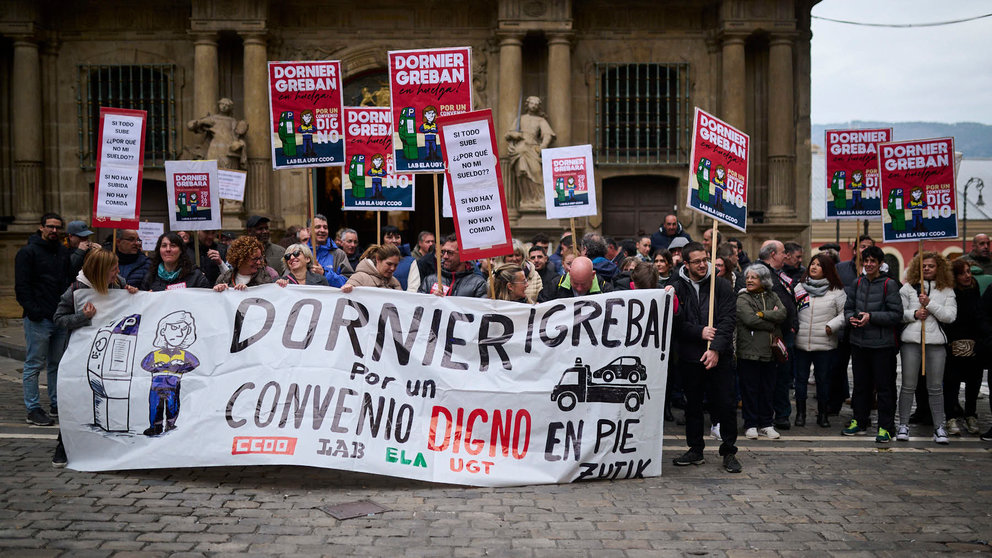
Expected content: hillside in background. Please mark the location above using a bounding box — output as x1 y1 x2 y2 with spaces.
812 121 992 158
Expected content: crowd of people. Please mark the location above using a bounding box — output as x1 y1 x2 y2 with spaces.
13 212 992 472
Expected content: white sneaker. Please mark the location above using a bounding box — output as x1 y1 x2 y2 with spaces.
946 418 961 435
933 426 949 445
745 427 758 439
758 426 781 439
896 424 910 441
710 424 722 441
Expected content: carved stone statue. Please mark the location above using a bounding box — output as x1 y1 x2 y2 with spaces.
505 96 555 207
186 98 248 170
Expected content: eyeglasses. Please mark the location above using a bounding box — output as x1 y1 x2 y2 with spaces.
252 256 265 263
284 251 303 261
121 237 139 242
440 249 458 256
687 258 708 266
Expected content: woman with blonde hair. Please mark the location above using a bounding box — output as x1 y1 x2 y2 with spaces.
499 239 542 303
492 263 529 302
897 251 956 444
276 243 328 286
342 243 402 292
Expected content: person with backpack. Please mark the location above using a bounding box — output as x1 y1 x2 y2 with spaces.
842 245 903 443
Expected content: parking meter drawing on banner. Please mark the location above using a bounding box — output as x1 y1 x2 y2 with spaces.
87 315 141 432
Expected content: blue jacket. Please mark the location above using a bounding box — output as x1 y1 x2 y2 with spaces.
308 238 350 287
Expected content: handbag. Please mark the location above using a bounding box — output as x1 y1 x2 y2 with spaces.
951 339 976 357
763 294 789 362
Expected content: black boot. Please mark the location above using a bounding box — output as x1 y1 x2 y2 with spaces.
794 411 806 427
817 412 830 427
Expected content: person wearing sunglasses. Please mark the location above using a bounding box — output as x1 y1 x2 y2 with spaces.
276 243 328 287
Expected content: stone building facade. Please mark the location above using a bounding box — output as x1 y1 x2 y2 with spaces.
0 0 816 316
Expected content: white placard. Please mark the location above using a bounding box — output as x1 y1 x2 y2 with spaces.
99 115 144 166
95 166 141 218
137 222 165 248
165 160 222 231
217 169 247 202
541 145 598 219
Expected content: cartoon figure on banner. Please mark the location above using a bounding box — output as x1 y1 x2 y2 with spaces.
189 192 199 215
177 192 188 217
566 176 576 201
419 105 441 162
695 158 712 204
554 176 567 203
398 107 420 161
348 154 366 199
849 170 865 210
298 109 317 157
368 153 387 200
908 186 926 232
87 314 141 433
712 165 727 211
887 188 906 232
830 170 848 210
141 311 199 437
278 110 297 158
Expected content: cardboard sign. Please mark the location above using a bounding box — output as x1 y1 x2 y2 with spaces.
137 221 165 249
92 108 147 229
438 109 512 260
388 47 472 173
58 286 672 487
878 137 957 243
825 128 891 219
217 169 247 203
541 145 597 219
686 108 749 232
165 160 222 231
342 107 415 211
267 60 345 169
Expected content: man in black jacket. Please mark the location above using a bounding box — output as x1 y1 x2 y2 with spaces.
418 234 488 298
669 242 741 473
14 213 72 426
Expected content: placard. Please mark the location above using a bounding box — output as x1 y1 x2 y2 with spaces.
878 137 957 242
137 221 165 249
92 108 147 230
541 145 597 219
825 128 891 219
686 108 749 232
217 169 247 203
389 47 472 173
267 60 345 169
438 109 512 259
165 160 222 231
342 107 415 211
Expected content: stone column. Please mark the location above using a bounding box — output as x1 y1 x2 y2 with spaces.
766 34 796 217
546 32 572 146
192 33 219 120
720 33 746 130
11 37 44 225
241 32 270 218
497 32 523 156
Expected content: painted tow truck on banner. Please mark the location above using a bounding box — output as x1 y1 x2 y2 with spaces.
551 357 650 413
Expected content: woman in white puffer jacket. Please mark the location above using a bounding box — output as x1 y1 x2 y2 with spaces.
897 251 957 444
794 253 847 428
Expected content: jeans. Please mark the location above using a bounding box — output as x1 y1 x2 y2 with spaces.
898 343 946 426
851 346 898 432
23 318 67 412
794 348 835 412
739 358 776 429
682 358 738 456
772 330 795 422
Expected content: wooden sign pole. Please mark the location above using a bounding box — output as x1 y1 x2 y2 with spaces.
706 220 719 349
433 173 444 296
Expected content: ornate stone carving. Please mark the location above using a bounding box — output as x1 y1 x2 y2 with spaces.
505 96 555 208
185 98 248 170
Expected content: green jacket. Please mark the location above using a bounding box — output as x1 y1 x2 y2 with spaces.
735 289 787 362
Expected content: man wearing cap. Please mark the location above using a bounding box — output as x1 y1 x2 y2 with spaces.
246 215 285 274
65 220 96 277
668 236 690 269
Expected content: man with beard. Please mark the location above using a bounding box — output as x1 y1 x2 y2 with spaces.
308 214 352 286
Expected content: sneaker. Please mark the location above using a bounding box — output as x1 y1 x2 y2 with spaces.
981 427 992 442
896 424 910 442
710 424 722 441
965 416 980 435
946 418 961 435
875 428 892 443
933 427 949 445
49 406 58 418
758 426 781 440
52 442 67 468
26 408 54 426
745 427 759 439
672 450 705 466
842 419 867 436
723 454 742 473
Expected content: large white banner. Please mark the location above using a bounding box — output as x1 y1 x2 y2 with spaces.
58 286 672 487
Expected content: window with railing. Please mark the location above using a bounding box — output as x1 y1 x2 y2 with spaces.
595 63 690 165
77 64 177 169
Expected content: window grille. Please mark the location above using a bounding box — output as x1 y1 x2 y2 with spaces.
77 64 177 169
595 63 690 165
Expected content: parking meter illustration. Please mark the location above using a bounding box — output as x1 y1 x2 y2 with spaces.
554 176 566 203
348 154 366 198
87 314 141 432
831 170 848 210
278 111 297 157
887 188 906 232
696 158 711 204
398 107 420 161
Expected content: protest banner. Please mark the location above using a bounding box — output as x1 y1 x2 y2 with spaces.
825 128 891 219
388 47 472 173
137 221 165 249
217 169 247 203
92 107 147 230
342 106 415 211
267 60 345 169
57 285 672 487
541 145 597 219
686 107 749 233
878 137 957 242
438 109 512 260
165 160 222 231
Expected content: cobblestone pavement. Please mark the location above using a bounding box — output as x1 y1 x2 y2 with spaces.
1 319 991 556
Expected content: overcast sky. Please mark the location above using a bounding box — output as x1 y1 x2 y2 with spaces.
811 0 992 125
